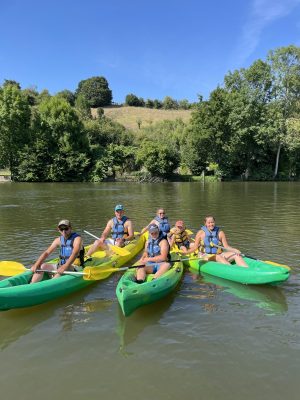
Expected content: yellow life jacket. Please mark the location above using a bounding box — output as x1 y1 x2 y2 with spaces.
170 228 189 246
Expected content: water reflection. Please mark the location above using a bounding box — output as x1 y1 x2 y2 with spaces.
195 272 288 314
59 299 113 331
116 294 176 355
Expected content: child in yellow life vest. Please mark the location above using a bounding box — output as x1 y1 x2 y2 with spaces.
168 220 190 251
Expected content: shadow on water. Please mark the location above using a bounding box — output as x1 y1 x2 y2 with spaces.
115 293 176 354
197 272 288 314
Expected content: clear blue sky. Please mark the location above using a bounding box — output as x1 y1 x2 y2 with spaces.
1 0 300 103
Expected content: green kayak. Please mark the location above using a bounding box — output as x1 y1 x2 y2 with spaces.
184 256 290 285
0 234 145 311
116 256 184 317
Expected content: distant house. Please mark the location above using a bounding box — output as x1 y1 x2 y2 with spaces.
0 170 11 182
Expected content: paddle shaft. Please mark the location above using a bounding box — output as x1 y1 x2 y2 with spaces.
211 242 257 260
87 256 201 275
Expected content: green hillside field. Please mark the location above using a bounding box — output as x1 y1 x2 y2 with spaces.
91 105 192 131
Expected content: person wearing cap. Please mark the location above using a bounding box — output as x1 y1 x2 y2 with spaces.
85 204 134 256
135 223 171 283
168 220 191 251
30 219 84 283
140 208 171 236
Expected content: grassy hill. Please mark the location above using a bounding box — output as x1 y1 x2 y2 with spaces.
91 106 192 131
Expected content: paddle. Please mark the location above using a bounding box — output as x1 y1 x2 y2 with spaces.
0 261 90 277
84 230 131 256
82 256 203 280
0 261 28 276
0 255 204 280
210 243 291 270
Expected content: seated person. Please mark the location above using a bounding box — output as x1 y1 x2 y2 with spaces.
182 215 247 267
136 223 171 283
86 204 134 257
168 220 190 251
140 208 171 236
30 219 84 283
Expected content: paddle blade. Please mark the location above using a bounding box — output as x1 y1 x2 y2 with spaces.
109 244 131 256
83 266 119 281
0 261 27 276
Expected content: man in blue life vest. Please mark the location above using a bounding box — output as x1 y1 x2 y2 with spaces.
30 219 84 283
86 204 134 257
140 208 171 236
135 223 171 283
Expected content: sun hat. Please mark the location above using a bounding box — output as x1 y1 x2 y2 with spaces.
58 219 71 228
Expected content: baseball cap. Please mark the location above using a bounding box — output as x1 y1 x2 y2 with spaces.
148 223 159 233
115 204 124 211
175 220 185 228
58 219 71 228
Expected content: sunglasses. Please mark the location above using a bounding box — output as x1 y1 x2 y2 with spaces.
59 226 70 231
149 230 159 234
159 212 165 215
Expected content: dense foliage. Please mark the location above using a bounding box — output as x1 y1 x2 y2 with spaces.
1 45 300 181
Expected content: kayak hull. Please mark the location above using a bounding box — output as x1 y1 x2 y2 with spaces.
184 256 290 285
0 234 146 311
116 257 184 317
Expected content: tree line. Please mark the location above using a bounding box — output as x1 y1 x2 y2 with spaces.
0 45 300 182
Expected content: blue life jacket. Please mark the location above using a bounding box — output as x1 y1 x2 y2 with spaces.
154 216 170 234
111 216 128 239
201 226 220 254
147 232 170 259
59 232 84 265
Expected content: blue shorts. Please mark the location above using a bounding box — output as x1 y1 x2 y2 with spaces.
145 261 161 274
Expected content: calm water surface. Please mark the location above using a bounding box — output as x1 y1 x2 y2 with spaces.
0 182 299 400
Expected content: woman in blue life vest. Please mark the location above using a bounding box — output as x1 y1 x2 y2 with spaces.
86 204 134 257
135 223 171 283
31 219 84 283
140 208 171 236
181 215 248 267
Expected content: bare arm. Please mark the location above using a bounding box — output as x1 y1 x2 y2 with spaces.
137 242 148 264
140 219 156 234
182 230 203 254
100 220 113 241
31 238 60 272
124 220 134 241
219 231 240 253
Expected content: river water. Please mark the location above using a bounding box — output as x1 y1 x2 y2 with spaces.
0 182 299 400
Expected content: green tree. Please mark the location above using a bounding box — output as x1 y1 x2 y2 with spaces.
136 140 179 177
76 76 112 107
56 89 75 106
3 79 21 89
163 96 178 110
22 87 39 106
38 97 90 181
0 83 31 176
267 45 300 178
125 93 144 106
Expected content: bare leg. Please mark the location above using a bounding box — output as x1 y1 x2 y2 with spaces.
30 263 57 284
136 266 146 281
153 262 171 278
86 239 107 257
216 252 248 267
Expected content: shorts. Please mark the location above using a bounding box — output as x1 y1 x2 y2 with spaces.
145 261 161 274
